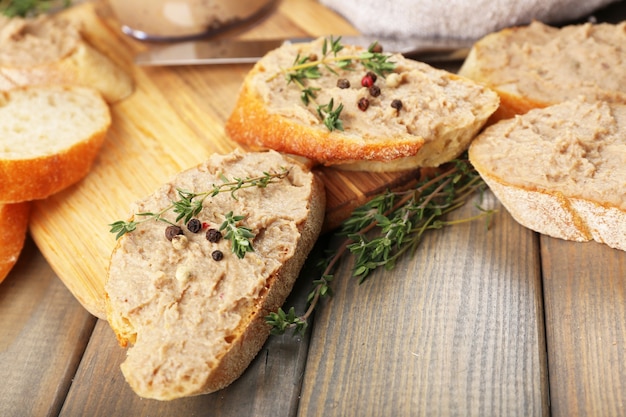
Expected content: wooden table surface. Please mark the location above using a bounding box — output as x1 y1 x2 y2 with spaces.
2 1 626 416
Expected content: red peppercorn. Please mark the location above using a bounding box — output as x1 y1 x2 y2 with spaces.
358 97 370 111
361 74 374 88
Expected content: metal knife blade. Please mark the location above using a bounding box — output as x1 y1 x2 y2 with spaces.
134 36 472 66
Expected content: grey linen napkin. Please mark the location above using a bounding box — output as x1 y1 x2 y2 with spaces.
320 0 618 39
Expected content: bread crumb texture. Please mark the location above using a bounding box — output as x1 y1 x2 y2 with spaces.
105 150 324 400
470 97 626 251
226 37 499 171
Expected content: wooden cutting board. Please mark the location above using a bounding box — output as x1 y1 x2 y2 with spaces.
29 0 422 318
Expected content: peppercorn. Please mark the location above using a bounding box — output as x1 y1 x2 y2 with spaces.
358 97 370 111
206 228 223 243
370 43 383 53
187 218 202 233
391 99 403 111
369 85 381 97
366 71 377 83
165 225 183 241
337 78 350 89
212 250 224 261
308 53 318 62
361 73 374 88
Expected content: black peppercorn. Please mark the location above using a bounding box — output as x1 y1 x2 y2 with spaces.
369 85 381 97
186 218 202 233
366 71 378 83
370 43 383 53
165 225 183 241
337 78 350 89
391 99 403 111
206 228 223 243
358 97 370 111
212 250 224 261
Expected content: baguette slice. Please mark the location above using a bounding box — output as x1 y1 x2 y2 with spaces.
469 97 626 251
0 85 111 203
105 150 325 400
0 14 133 103
0 202 31 283
226 37 499 172
459 21 626 122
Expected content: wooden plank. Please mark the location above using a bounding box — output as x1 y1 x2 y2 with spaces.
0 238 96 417
541 237 626 417
298 192 549 416
59 246 320 417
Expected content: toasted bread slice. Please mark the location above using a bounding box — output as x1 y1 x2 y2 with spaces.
226 37 499 172
0 14 133 103
0 202 31 283
469 97 626 251
0 85 111 203
105 150 325 400
459 21 626 122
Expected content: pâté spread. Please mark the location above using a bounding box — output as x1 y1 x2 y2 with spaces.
0 15 79 66
470 97 626 210
253 37 497 146
105 151 316 399
468 21 626 104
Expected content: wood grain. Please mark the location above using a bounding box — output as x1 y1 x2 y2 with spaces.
298 191 550 417
0 238 96 417
28 0 419 319
58 243 322 417
541 237 626 417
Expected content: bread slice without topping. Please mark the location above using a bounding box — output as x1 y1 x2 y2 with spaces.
469 97 626 251
0 14 133 103
225 37 499 172
0 85 111 203
459 21 626 122
105 150 325 400
0 202 30 283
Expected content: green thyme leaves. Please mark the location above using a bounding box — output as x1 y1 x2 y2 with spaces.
219 211 255 259
109 168 290 242
265 157 496 335
1 0 70 17
279 36 396 131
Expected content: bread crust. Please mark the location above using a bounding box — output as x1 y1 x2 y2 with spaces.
105 150 326 400
226 38 499 171
469 98 626 251
0 86 111 203
0 202 31 283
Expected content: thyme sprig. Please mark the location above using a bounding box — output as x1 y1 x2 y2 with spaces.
265 157 496 335
220 211 255 259
109 168 290 240
273 36 396 131
0 0 70 17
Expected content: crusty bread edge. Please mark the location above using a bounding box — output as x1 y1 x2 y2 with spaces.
189 172 326 396
0 87 111 203
470 148 626 251
0 201 31 283
225 82 425 168
459 46 552 124
105 156 327 399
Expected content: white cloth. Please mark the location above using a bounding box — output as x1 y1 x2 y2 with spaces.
320 0 618 39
